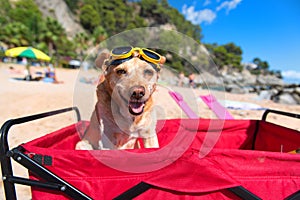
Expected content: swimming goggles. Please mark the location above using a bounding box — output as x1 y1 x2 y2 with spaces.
109 46 163 71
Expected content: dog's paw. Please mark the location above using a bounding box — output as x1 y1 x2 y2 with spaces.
143 135 159 148
75 140 94 150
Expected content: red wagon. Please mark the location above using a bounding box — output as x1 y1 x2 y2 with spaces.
1 107 300 199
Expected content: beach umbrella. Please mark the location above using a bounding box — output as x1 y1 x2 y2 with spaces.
5 46 51 61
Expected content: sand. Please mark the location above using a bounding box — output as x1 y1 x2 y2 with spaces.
0 62 299 199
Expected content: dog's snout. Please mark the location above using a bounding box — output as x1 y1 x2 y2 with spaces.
130 86 145 99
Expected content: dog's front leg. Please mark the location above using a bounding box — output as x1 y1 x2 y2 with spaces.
143 135 159 148
76 110 101 150
142 129 159 148
75 140 94 150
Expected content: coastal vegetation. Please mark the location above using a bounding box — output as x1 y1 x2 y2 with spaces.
0 0 279 77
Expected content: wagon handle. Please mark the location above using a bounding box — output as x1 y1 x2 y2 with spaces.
1 106 81 155
0 107 81 200
262 109 300 121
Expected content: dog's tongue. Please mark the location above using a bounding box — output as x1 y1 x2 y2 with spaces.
129 101 145 115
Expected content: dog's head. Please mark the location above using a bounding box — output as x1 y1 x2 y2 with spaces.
96 48 166 117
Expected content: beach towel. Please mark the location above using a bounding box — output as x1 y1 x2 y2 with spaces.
218 100 266 110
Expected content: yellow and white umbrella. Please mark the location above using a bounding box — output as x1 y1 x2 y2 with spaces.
5 46 51 61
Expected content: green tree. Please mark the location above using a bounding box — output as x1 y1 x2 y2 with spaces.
79 4 100 33
224 42 242 56
8 0 43 44
212 46 227 68
37 17 76 65
204 42 242 71
96 0 136 35
1 22 31 46
253 57 269 71
139 0 202 40
38 17 64 57
56 37 76 58
0 0 11 25
93 26 108 44
101 10 117 34
65 0 81 13
74 32 90 60
140 0 159 17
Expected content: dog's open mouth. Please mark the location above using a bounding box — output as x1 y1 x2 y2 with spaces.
128 100 145 115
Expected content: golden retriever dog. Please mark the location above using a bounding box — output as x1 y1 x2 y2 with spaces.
76 47 166 150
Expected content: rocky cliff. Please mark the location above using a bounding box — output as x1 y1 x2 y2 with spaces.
34 0 85 38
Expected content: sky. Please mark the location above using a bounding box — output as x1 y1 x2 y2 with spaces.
168 0 300 83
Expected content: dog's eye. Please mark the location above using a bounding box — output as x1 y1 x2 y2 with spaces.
116 69 127 75
144 69 154 76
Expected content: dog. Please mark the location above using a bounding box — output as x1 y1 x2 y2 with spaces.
75 47 166 150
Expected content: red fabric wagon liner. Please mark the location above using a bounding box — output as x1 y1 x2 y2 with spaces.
21 118 300 200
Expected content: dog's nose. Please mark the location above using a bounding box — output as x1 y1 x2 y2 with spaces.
130 86 145 99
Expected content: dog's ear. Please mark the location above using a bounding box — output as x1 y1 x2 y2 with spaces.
95 51 110 71
157 56 166 73
159 56 166 65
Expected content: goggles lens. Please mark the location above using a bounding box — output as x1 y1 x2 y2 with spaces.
142 49 160 60
111 46 132 55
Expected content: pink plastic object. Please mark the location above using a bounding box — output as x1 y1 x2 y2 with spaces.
200 94 234 119
168 91 198 119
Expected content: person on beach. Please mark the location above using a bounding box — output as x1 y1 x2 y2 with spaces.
188 73 195 88
178 71 185 87
44 65 64 84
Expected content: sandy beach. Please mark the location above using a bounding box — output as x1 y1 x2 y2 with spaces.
0 62 300 199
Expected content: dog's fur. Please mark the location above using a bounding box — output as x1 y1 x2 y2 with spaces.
75 50 166 150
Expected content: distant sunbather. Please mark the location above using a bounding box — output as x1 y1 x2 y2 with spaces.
44 66 63 84
8 66 22 75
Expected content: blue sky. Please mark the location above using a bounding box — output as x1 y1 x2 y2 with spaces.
168 0 300 83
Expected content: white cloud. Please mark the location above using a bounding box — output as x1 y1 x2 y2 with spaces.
216 0 242 14
282 70 300 79
203 0 211 6
182 5 216 25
